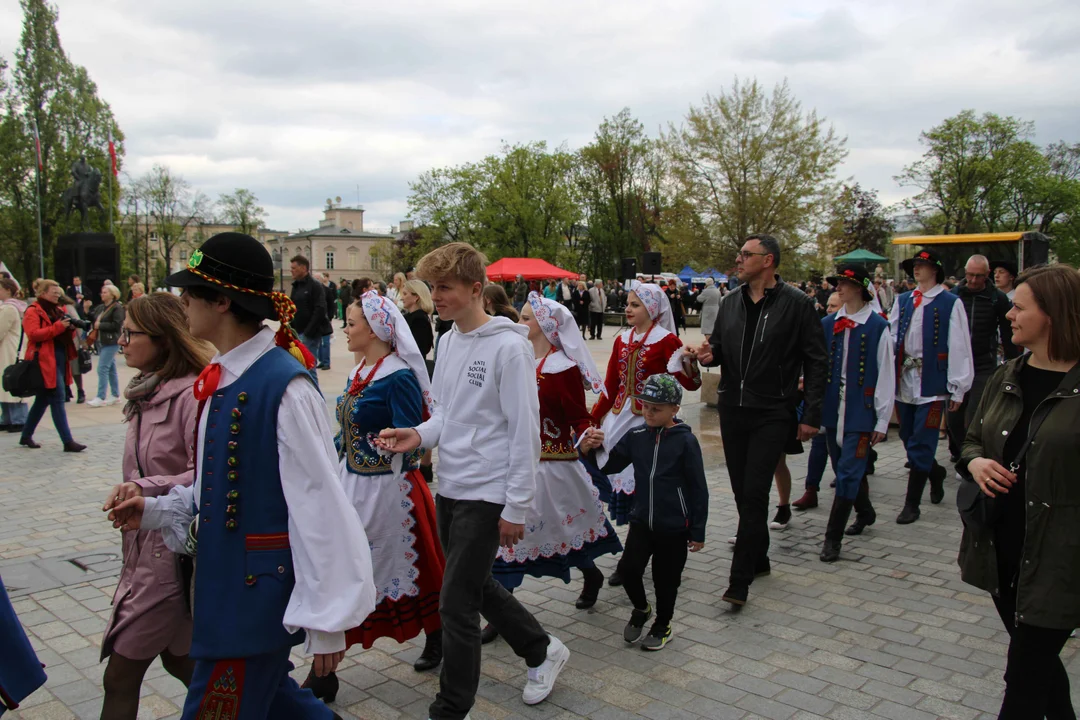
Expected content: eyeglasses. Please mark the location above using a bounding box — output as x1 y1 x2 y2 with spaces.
120 328 151 343
737 250 771 259
965 272 988 279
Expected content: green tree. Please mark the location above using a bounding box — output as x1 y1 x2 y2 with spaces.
217 188 266 235
139 164 209 280
665 78 847 258
819 184 895 258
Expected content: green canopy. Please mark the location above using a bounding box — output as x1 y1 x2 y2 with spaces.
834 248 889 263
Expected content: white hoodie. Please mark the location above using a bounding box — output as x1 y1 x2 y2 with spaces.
415 316 540 524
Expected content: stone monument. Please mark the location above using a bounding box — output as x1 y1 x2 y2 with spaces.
55 155 118 296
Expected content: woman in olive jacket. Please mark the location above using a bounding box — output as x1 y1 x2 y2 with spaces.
957 264 1080 720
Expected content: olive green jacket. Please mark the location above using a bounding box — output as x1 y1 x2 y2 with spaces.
957 355 1080 629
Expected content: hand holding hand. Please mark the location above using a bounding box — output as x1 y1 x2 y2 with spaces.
376 428 421 454
869 431 886 446
578 428 605 452
103 481 143 512
313 651 345 677
968 457 1017 498
696 340 714 366
688 540 704 553
498 519 525 549
797 424 819 442
108 496 146 531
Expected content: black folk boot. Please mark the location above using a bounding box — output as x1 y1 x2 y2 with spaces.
301 667 339 704
896 469 928 524
820 497 855 562
576 565 604 609
928 461 947 504
846 475 877 536
413 628 442 672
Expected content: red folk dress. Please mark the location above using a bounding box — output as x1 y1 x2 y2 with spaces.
590 325 700 523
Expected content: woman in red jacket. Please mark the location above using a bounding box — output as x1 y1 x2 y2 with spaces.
19 279 85 451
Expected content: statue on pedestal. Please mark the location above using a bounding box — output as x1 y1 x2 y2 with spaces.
61 156 106 229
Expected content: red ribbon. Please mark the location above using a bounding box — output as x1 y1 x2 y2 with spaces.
193 363 222 402
912 289 923 309
833 317 856 335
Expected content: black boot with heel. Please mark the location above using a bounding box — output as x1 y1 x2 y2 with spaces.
301 668 339 704
820 497 855 563
413 628 442 672
846 475 877 535
575 566 604 609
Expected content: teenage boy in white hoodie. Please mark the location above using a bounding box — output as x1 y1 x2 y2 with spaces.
378 242 569 720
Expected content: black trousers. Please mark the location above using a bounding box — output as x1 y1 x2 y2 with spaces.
617 522 688 627
947 366 993 458
719 404 795 586
430 497 549 720
589 311 604 339
991 592 1075 719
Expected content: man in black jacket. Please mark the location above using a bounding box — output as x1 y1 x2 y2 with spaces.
338 279 353 328
694 234 828 608
289 255 330 366
946 255 1019 460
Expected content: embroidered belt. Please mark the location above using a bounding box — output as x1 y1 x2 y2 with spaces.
184 518 198 557
902 356 923 370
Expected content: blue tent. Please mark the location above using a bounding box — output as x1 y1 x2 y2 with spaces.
702 267 728 282
677 264 699 283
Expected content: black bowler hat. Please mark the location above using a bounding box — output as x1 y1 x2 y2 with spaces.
900 249 945 284
165 232 276 320
826 264 873 302
990 260 1018 279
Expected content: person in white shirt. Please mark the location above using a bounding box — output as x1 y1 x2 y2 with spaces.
377 242 570 719
992 260 1018 302
890 250 974 524
817 266 895 562
105 233 373 720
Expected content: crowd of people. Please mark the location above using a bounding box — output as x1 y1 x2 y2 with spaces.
0 233 1076 720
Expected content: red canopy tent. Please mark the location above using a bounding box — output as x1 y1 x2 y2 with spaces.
486 257 581 282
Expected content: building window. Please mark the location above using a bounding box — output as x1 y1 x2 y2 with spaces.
348 250 358 269
179 250 188 262
326 252 335 270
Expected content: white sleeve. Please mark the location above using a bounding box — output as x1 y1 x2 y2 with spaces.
415 334 449 448
874 331 896 435
947 300 975 402
889 295 901 346
496 345 541 524
278 376 376 656
140 484 196 555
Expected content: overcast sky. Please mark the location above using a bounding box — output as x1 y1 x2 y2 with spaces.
2 0 1077 234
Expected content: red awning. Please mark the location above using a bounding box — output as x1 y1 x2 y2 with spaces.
486 257 582 282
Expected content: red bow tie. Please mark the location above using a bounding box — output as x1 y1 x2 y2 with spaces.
833 317 856 335
912 289 923 309
193 363 222 402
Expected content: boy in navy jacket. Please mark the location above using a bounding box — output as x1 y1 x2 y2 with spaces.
583 374 708 651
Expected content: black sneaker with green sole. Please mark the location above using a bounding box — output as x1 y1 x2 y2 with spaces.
641 623 672 651
623 604 652 643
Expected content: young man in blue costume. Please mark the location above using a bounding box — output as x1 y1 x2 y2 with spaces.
890 249 973 524
817 266 895 561
0 577 47 716
106 232 375 719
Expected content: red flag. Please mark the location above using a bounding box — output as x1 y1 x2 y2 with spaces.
108 132 117 177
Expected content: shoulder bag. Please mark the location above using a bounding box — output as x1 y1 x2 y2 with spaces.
2 320 45 398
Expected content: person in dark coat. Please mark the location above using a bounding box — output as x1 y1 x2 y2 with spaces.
288 255 331 368
338 280 353 328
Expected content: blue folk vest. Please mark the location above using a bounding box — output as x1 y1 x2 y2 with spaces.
191 347 311 659
821 312 888 433
895 290 958 398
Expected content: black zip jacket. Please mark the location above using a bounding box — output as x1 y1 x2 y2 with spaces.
951 281 1018 372
290 274 331 338
600 421 708 542
702 275 828 428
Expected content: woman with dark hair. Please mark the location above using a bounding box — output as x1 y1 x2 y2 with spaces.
958 264 1080 718
18 280 85 451
99 292 213 719
482 283 519 321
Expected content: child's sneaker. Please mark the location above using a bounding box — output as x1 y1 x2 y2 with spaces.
640 623 672 651
623 604 653 643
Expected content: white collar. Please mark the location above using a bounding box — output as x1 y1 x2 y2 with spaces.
619 325 672 347
837 303 873 325
914 284 944 299
211 326 275 379
349 353 408 384
536 349 575 374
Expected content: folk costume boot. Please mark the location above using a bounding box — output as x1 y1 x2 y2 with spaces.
928 461 947 505
792 488 818 510
576 566 604 609
866 446 878 475
413 628 442 672
820 497 855 563
302 668 339 704
896 470 928 524
846 475 877 536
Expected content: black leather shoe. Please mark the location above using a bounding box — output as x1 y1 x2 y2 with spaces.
301 668 338 704
63 441 87 453
607 569 623 587
896 505 920 524
576 566 604 609
413 628 442 672
928 462 946 504
722 584 748 607
19 437 41 449
820 538 841 563
7 424 23 433
480 623 499 645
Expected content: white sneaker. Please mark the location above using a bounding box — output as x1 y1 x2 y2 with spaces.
86 398 105 408
104 397 120 406
522 634 569 705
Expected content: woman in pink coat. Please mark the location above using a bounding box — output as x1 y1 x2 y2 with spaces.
99 292 212 719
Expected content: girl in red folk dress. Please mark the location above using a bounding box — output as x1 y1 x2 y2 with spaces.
304 291 445 703
490 293 622 609
591 282 701 582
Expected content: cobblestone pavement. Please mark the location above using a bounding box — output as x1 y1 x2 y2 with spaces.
2 326 1076 719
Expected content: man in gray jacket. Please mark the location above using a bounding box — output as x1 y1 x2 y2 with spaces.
587 279 606 340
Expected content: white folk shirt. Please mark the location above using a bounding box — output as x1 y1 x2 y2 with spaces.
835 303 895 438
889 284 975 406
141 327 376 655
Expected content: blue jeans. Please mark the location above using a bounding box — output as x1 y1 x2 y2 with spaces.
318 334 331 368
824 428 872 501
1 402 28 426
96 344 120 400
22 346 74 444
